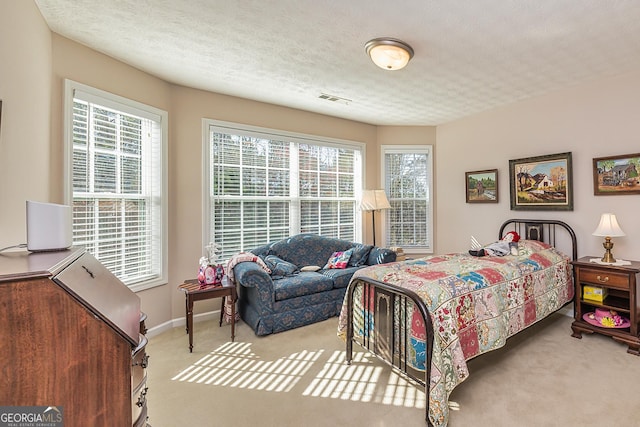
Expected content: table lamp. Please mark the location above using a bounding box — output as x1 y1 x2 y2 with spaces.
592 213 626 263
361 190 391 246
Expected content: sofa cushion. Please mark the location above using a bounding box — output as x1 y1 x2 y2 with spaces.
264 255 299 279
367 247 397 265
348 244 373 267
273 272 334 301
324 249 353 269
269 234 353 268
321 267 361 289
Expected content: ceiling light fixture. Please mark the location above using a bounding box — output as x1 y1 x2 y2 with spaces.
365 37 414 71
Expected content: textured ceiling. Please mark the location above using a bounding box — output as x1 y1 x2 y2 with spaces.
35 0 640 126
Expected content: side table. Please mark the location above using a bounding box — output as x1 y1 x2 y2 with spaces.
178 278 237 352
571 257 640 355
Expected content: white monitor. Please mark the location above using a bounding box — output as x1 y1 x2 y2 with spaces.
26 201 73 252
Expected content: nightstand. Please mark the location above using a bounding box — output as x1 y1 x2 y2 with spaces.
571 257 640 355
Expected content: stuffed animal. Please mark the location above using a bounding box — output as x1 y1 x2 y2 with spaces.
469 231 520 257
502 231 520 243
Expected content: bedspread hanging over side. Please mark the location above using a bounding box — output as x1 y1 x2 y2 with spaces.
337 240 574 427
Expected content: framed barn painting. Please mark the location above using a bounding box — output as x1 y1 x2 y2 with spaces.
465 169 498 203
593 153 640 195
509 152 573 211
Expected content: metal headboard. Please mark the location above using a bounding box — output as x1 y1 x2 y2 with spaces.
498 219 577 261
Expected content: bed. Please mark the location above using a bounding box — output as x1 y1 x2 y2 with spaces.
337 219 577 427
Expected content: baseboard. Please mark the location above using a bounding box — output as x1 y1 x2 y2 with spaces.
146 309 219 338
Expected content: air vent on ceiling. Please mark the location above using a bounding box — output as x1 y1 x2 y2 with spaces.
318 93 352 105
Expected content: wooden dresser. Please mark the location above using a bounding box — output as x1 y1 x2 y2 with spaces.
0 248 150 426
571 256 640 355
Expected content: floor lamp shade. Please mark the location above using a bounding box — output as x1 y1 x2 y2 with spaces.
361 190 390 246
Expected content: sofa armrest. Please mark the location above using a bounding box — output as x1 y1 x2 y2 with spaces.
234 261 274 291
367 247 397 265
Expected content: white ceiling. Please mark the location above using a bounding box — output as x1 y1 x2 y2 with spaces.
35 0 640 126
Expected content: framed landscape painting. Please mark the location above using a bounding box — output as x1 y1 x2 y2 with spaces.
509 152 573 211
465 169 498 203
593 153 640 195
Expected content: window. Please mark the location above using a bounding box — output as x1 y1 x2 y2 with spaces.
204 120 363 260
382 145 433 254
64 80 167 291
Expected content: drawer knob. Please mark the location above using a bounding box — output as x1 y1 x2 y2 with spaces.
133 353 149 369
596 275 609 283
136 387 148 407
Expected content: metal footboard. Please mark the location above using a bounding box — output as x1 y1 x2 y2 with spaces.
345 219 577 426
345 277 434 426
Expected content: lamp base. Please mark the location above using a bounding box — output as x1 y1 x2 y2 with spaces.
601 237 616 263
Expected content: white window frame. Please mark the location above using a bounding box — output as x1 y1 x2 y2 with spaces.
202 119 365 259
63 79 168 292
381 145 433 254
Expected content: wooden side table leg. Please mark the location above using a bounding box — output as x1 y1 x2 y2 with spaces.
231 294 236 342
184 294 189 334
219 296 224 327
187 296 194 353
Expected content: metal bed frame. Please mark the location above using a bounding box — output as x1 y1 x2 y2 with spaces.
345 219 577 426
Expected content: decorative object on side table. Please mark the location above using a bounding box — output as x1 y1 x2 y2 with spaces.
571 257 640 355
198 242 225 287
591 213 626 263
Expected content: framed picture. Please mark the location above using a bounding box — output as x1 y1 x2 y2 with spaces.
592 153 640 195
465 169 498 203
509 152 573 211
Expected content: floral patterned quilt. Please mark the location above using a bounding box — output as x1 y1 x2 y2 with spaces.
337 240 574 427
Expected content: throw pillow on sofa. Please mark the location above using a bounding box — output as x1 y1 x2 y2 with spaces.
348 244 373 267
324 249 353 269
264 255 299 278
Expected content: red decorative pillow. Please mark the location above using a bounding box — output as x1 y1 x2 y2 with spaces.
324 249 353 269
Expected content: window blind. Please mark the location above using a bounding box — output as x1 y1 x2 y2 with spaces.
383 146 433 252
68 82 166 289
206 122 362 260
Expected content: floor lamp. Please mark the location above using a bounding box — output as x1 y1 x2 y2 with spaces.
361 190 391 246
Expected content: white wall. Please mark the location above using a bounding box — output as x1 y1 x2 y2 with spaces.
436 70 640 261
0 1 52 248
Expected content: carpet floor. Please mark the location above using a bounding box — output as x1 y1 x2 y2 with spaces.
146 311 640 426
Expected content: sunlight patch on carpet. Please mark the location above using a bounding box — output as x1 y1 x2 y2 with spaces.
302 350 426 409
171 341 322 393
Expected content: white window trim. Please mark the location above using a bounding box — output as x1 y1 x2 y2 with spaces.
63 79 168 292
202 119 366 255
380 144 433 254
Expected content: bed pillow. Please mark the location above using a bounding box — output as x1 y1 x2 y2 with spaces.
348 244 373 267
324 249 353 269
264 255 299 278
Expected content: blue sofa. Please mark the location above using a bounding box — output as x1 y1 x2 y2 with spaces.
233 234 396 336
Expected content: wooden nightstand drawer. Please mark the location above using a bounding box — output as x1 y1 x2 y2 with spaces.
579 268 630 289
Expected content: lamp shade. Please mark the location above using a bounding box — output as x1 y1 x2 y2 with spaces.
361 190 391 211
592 213 626 237
365 38 414 71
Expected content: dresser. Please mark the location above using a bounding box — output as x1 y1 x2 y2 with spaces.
0 248 150 426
